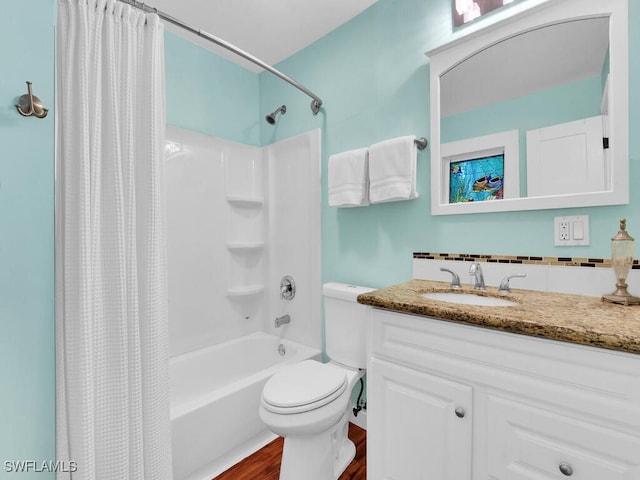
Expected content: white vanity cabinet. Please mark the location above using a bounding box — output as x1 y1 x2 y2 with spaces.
367 308 640 480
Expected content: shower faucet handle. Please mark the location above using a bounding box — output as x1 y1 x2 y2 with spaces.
280 275 296 300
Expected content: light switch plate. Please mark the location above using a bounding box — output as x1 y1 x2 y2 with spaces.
554 215 590 246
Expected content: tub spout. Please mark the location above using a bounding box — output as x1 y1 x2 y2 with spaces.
275 314 291 328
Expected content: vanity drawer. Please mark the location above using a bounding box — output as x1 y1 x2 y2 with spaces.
484 394 640 479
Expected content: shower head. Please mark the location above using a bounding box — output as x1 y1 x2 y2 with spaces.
265 105 287 125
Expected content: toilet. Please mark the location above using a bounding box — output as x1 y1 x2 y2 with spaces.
259 282 374 480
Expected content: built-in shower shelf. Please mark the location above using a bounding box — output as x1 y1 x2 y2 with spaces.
226 285 265 298
226 241 265 252
226 195 263 208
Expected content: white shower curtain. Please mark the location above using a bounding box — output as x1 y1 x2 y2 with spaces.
56 1 171 479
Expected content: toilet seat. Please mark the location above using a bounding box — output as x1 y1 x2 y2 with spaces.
262 360 348 414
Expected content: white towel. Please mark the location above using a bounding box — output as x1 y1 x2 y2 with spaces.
328 148 370 207
368 135 418 203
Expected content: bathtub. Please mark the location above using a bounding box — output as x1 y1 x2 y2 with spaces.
170 331 321 480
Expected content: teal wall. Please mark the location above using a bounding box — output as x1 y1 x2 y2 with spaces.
259 0 640 289
165 32 261 145
0 1 56 478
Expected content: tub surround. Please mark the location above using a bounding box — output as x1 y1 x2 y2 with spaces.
165 126 322 480
165 127 321 357
357 279 640 354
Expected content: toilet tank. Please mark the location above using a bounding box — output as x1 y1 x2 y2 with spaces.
323 282 376 369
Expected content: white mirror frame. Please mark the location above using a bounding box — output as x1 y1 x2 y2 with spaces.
426 0 629 215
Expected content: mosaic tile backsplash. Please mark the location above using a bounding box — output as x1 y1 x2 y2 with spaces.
413 252 640 269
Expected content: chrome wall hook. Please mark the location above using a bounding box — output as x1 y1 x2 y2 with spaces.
16 81 48 119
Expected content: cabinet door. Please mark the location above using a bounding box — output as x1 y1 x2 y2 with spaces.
485 394 640 479
368 357 472 480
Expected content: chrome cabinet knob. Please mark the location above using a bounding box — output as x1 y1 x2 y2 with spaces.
454 407 465 418
559 463 573 476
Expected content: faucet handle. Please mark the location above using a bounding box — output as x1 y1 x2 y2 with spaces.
440 267 461 289
280 275 296 300
499 273 527 293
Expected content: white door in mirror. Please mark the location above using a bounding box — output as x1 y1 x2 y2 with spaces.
527 116 606 197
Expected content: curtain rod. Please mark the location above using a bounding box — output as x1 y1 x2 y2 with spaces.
124 0 323 115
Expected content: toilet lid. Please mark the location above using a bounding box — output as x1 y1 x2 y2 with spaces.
262 360 347 413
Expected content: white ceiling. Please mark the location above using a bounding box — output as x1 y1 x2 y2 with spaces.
149 0 378 72
441 17 610 117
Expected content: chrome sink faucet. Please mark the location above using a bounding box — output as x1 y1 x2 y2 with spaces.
469 262 485 290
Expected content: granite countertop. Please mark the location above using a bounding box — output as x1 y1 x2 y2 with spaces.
357 279 640 355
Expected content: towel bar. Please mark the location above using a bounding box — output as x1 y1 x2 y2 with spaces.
414 137 428 151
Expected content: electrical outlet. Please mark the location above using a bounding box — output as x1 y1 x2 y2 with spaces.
558 220 570 240
554 215 590 246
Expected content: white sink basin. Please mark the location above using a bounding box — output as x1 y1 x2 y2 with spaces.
421 292 518 307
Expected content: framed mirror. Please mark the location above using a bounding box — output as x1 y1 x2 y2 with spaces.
426 0 629 215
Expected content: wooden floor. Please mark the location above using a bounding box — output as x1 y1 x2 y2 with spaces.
213 423 366 480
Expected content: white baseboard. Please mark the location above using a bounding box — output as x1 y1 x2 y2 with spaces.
349 409 367 430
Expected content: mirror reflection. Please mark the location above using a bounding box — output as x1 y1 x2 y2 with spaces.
440 17 610 203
